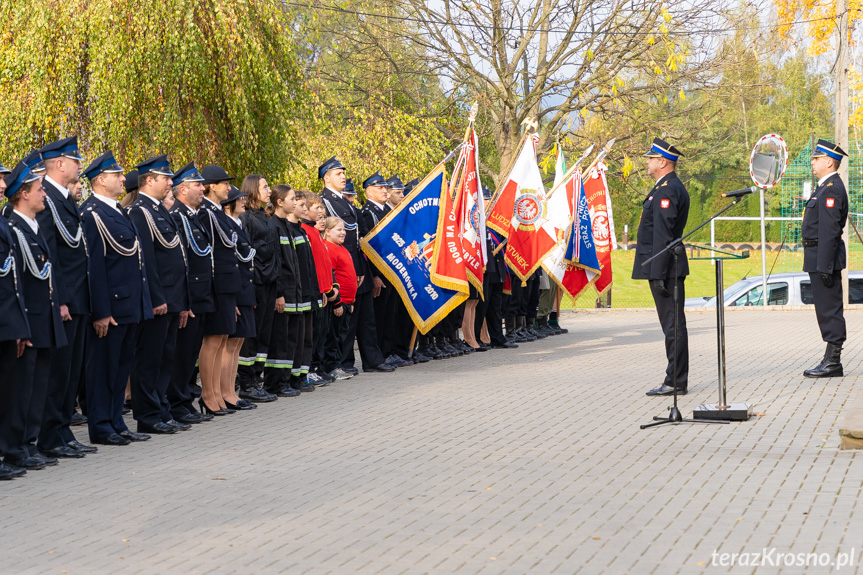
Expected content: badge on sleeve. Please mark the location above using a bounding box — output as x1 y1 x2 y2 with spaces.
660 199 670 209
826 198 835 208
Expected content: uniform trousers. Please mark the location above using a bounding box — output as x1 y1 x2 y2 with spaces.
86 323 138 441
325 306 352 373
39 313 86 450
373 281 393 354
387 297 414 359
0 341 18 458
294 309 313 377
131 313 179 426
476 281 507 346
238 281 276 381
264 312 301 391
538 284 557 320
342 288 385 370
2 346 51 461
312 305 330 373
168 313 206 419
650 278 689 389
809 271 846 345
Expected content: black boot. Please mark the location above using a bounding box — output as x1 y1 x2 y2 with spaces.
517 316 536 341
804 343 844 378
527 316 546 339
549 311 568 334
504 317 517 342
536 316 555 337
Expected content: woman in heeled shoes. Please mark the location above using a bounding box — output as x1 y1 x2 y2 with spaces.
220 186 258 410
197 166 243 416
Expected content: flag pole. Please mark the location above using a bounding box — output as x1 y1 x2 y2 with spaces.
545 143 595 200
581 138 617 178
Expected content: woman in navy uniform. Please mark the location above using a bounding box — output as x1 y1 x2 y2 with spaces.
0 162 67 470
80 151 154 446
632 138 691 396
197 165 242 416
167 163 215 424
802 140 850 378
221 185 258 410
0 161 33 479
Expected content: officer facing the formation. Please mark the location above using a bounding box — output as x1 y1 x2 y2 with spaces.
802 140 850 378
81 152 154 446
632 138 690 396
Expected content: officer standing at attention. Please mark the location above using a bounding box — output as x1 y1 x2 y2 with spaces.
1 162 67 470
632 138 690 396
166 163 215 424
80 152 154 446
802 140 849 378
36 137 97 459
0 160 32 480
127 155 192 434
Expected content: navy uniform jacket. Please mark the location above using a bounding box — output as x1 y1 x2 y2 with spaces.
127 195 190 313
321 188 372 285
272 216 302 311
0 218 31 342
484 232 506 284
199 198 242 296
224 216 257 306
81 196 154 324
361 201 389 281
7 212 67 349
37 179 90 314
802 172 848 274
632 172 690 280
170 200 215 314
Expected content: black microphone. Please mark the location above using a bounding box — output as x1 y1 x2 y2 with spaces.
721 186 758 198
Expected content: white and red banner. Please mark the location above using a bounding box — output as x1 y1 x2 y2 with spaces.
451 128 487 295
582 164 615 295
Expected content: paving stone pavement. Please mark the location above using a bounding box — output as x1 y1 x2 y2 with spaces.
2 309 862 575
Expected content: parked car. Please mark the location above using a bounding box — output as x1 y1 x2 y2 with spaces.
685 271 863 308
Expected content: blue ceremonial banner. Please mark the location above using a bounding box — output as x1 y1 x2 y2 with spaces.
564 175 601 273
361 164 469 334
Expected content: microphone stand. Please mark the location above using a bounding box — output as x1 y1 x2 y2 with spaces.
639 197 746 429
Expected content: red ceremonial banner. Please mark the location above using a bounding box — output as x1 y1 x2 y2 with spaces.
452 129 486 295
430 175 469 294
583 166 614 295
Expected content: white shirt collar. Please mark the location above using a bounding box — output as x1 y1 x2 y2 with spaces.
653 172 673 187
204 197 223 211
44 175 69 200
367 199 385 210
93 193 124 214
13 210 39 234
325 186 344 199
818 171 838 187
141 192 162 207
228 214 241 226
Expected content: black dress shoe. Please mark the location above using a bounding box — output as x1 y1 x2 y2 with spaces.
343 366 359 376
363 363 395 373
137 422 177 434
70 411 87 426
32 452 59 466
645 385 687 396
166 419 192 431
119 430 151 441
41 446 85 459
472 344 489 352
7 456 46 470
225 399 257 410
177 413 203 425
275 385 301 397
492 341 518 349
0 461 26 479
67 440 98 453
92 433 131 446
198 412 215 422
239 386 277 402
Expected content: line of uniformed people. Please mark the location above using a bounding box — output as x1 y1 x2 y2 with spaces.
0 146 567 481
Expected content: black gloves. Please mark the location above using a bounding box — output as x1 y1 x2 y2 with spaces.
650 279 670 297
821 273 834 288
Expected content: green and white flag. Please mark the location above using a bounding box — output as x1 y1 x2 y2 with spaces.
553 145 566 189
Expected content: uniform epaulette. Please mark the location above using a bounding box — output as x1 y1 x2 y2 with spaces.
661 181 668 187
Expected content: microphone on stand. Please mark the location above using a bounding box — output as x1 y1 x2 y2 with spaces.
721 186 758 198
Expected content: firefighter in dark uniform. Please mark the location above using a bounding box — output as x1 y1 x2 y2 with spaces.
167 162 216 423
319 158 393 374
0 160 33 479
1 162 68 469
632 138 690 396
127 155 193 434
35 137 96 458
802 139 850 378
81 151 154 446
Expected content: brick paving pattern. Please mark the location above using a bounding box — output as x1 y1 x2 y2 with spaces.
1 309 861 574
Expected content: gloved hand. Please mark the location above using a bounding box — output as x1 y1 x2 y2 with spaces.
820 273 834 288
649 279 670 297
